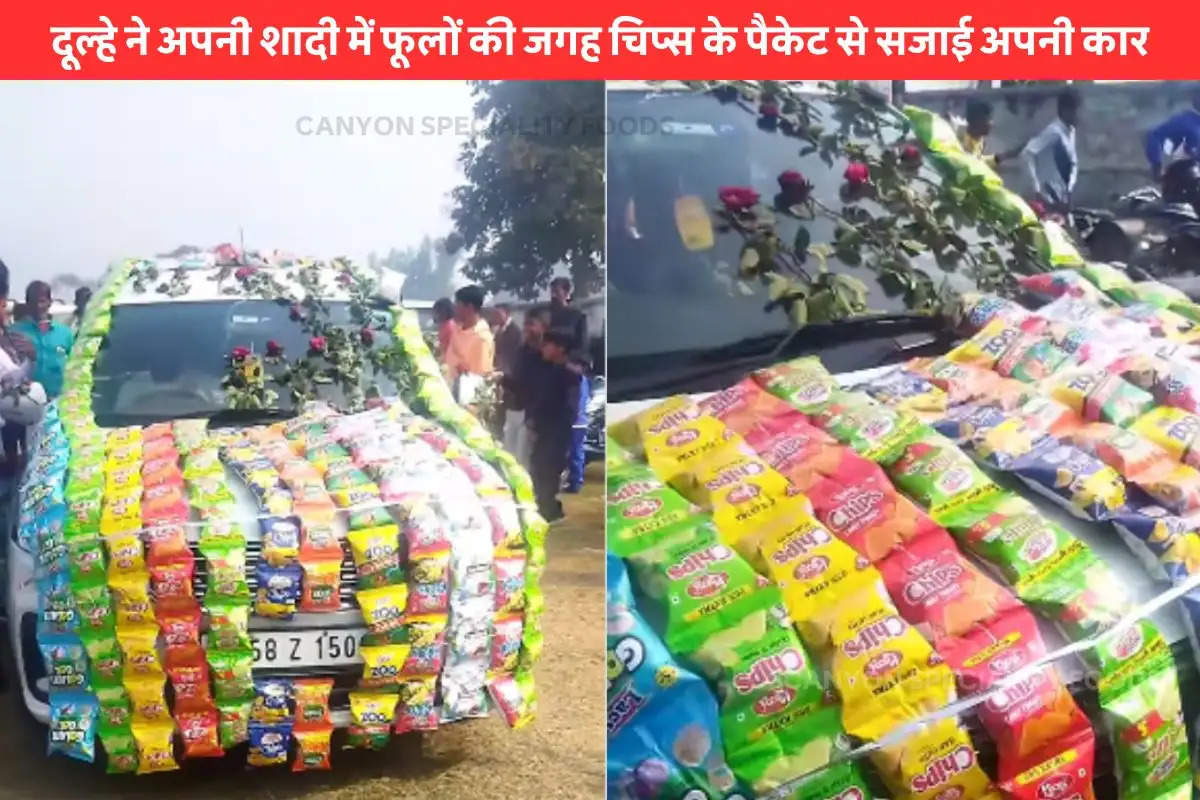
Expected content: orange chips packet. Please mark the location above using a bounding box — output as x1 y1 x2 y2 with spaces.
829 595 956 740
879 530 1021 641
698 376 801 436
869 717 998 800
741 411 843 493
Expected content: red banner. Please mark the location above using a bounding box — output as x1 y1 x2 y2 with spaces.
0 0 1173 79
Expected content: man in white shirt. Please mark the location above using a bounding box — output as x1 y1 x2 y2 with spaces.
1021 89 1082 212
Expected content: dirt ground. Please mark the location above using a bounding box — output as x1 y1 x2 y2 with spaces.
0 464 606 799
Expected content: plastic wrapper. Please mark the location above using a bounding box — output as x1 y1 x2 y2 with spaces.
851 367 948 416
82 629 122 687
48 691 99 763
299 554 343 612
357 584 408 635
260 516 301 567
361 644 410 688
346 691 396 750
1132 406 1200 468
1046 367 1156 428
805 451 940 561
347 524 403 589
1010 437 1127 520
607 554 743 797
208 647 254 702
829 594 956 740
811 392 923 465
752 355 839 415
165 646 213 712
255 562 302 619
293 678 333 727
99 723 138 773
251 677 291 724
176 708 223 759
394 676 439 733
869 718 997 800
38 572 77 637
292 725 333 771
945 318 1032 370
738 412 842 493
41 632 89 691
880 530 1021 640
889 430 998 512
607 463 695 558
954 292 1034 333
994 334 1071 383
247 721 292 767
130 719 178 774
217 697 251 749
440 659 489 721
408 550 450 616
697 376 800 436
1019 270 1111 304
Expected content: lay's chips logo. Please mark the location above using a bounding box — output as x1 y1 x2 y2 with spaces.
732 648 807 693
687 573 728 598
1111 625 1144 660
667 545 732 579
910 746 976 792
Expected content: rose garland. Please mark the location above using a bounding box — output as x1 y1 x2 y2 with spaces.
679 80 1052 329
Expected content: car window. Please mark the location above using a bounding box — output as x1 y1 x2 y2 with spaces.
90 299 395 424
607 89 979 361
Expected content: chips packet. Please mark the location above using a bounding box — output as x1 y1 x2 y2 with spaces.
293 678 333 727
176 708 223 759
131 719 178 774
48 691 99 763
247 721 292 767
1010 437 1127 520
292 725 334 771
869 717 995 800
753 355 840 415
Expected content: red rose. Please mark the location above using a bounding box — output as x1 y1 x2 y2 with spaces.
844 162 870 186
309 336 326 352
234 266 256 280
777 170 812 204
900 144 922 164
718 186 761 212
1029 199 1047 218
759 100 780 117
360 327 374 346
289 304 303 321
265 340 283 357
230 346 250 361
336 272 353 287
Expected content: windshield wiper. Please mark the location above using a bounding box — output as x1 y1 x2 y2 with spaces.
205 407 298 426
610 313 949 402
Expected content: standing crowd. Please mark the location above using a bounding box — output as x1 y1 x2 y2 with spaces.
432 276 593 523
0 260 87 475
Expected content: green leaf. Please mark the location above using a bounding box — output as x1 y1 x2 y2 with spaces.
788 297 809 327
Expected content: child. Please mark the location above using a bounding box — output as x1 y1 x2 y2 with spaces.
13 280 73 399
527 328 579 523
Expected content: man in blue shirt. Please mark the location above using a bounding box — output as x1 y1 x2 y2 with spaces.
12 280 73 398
1146 89 1200 181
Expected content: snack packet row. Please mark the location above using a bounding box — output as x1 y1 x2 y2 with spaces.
707 386 1094 800
840 361 1195 800
387 313 545 694
606 553 752 800
629 399 976 797
1025 262 1200 326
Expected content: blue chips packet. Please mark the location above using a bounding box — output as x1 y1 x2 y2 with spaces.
48 690 99 762
1011 436 1127 521
247 721 292 767
606 554 744 800
39 633 89 691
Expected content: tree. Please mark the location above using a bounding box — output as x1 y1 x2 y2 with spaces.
448 81 605 300
373 236 459 302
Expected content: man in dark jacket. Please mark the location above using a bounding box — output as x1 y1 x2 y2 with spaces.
549 277 587 359
500 306 551 469
489 303 523 376
527 327 579 523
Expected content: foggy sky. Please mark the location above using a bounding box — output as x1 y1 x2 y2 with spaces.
0 80 475 292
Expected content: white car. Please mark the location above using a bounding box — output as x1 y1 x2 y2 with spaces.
6 263 404 726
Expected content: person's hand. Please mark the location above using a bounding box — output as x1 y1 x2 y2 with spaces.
8 333 34 362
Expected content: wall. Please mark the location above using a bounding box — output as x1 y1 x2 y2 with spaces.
903 81 1196 208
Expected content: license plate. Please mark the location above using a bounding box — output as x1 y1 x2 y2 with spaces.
248 629 366 668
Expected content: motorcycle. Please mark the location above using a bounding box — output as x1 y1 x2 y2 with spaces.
583 375 605 463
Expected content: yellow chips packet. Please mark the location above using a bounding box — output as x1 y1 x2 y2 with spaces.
830 596 956 740
870 717 998 800
360 644 412 688
131 720 179 774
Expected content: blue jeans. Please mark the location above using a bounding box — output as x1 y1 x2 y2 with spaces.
567 427 587 489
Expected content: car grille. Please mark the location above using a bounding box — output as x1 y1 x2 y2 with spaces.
190 538 361 610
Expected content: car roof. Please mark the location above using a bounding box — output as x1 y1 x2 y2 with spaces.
109 259 356 306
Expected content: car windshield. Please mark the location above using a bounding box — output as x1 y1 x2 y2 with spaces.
607 87 982 363
91 299 395 425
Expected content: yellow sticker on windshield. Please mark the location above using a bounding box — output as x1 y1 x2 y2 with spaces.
674 195 714 251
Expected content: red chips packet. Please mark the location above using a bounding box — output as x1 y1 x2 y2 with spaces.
698 376 802 435
741 411 843 492
878 530 1021 641
177 707 224 759
806 452 941 561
